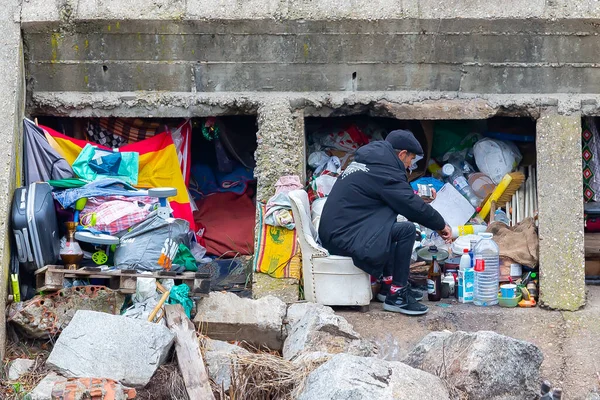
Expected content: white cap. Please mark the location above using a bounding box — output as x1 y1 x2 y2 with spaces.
442 164 455 177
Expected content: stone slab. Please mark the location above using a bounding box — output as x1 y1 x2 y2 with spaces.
252 272 299 304
536 113 585 310
29 372 68 400
8 358 35 380
194 292 287 350
297 353 450 400
46 310 175 387
203 338 250 391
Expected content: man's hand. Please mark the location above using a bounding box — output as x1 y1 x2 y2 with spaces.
422 188 437 204
437 224 452 243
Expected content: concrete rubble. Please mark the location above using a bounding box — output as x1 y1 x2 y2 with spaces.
51 377 136 400
29 373 68 400
7 358 35 380
194 292 287 350
283 302 376 361
46 310 174 387
7 286 124 338
404 330 544 400
296 353 451 400
203 338 250 392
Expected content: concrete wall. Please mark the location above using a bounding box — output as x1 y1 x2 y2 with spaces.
0 0 25 360
21 17 600 94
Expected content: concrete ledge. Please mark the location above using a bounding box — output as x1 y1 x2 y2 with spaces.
28 91 598 118
19 0 600 23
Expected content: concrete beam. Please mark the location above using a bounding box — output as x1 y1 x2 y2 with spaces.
255 101 305 203
537 113 585 311
19 0 600 23
0 0 24 359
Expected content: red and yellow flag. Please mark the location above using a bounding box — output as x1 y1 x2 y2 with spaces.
40 125 195 232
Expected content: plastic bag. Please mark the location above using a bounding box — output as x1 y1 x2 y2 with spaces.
473 138 522 184
114 215 190 271
72 144 139 185
308 151 330 170
311 197 327 240
173 243 198 272
168 284 194 318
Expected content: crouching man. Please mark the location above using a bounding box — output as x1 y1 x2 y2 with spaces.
318 130 452 315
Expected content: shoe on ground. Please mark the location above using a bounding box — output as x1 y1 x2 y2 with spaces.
383 287 429 316
376 282 423 302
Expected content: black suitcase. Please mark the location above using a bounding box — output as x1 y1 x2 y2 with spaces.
12 182 60 273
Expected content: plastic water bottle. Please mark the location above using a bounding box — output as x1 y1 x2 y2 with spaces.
473 233 500 306
442 164 481 208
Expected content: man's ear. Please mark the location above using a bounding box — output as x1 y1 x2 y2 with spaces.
398 149 408 159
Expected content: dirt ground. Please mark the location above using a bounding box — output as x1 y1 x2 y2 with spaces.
337 285 600 400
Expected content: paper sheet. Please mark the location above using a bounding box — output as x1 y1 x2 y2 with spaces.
430 183 475 227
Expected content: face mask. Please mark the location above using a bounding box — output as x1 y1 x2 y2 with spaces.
408 155 423 173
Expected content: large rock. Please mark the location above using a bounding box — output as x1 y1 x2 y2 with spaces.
297 353 450 400
29 373 68 400
194 292 287 350
283 302 376 360
46 310 174 387
8 358 35 380
203 338 250 392
404 331 543 400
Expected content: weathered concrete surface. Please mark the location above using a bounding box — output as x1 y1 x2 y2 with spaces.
405 331 543 400
339 286 600 400
0 0 24 362
255 102 305 202
283 302 376 361
297 353 450 400
252 272 300 304
29 372 68 400
203 338 250 392
537 113 585 310
8 358 35 380
194 292 288 350
18 0 600 22
46 310 174 387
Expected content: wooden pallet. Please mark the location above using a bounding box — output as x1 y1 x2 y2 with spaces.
35 265 211 296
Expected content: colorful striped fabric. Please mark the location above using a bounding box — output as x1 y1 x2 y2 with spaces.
40 124 196 233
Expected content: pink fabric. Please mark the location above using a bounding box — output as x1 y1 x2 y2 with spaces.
80 196 156 234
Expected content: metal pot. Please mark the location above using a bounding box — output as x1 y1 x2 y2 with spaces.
416 245 450 263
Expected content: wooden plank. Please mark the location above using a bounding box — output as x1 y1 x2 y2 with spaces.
585 233 600 259
164 304 215 400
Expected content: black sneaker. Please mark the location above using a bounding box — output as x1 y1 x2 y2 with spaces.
376 282 424 302
383 287 429 315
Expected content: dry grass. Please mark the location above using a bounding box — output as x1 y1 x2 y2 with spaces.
213 348 326 400
0 335 52 400
137 362 190 400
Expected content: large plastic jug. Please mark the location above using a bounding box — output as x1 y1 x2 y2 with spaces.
473 232 500 306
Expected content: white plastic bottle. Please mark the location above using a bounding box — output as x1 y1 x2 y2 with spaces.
473 233 500 306
442 164 481 208
459 249 471 270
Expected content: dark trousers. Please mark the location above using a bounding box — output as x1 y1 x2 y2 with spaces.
382 221 416 287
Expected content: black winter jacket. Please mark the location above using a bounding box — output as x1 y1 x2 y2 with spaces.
318 141 446 276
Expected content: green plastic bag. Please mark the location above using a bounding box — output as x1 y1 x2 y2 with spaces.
72 144 139 185
432 121 483 160
168 284 194 318
174 243 198 272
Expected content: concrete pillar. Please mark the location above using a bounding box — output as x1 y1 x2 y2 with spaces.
255 101 305 203
0 0 25 359
537 113 585 310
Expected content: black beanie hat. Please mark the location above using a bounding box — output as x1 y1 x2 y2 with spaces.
385 129 424 156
